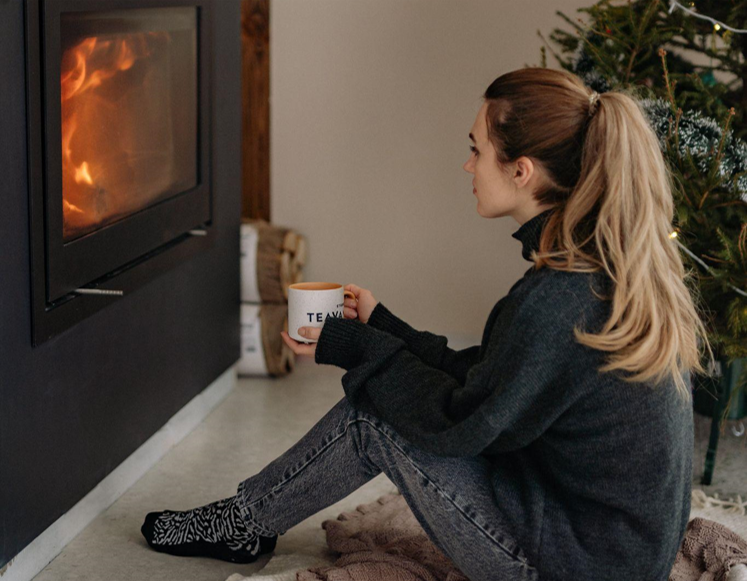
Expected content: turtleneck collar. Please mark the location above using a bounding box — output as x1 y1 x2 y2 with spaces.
510 208 555 262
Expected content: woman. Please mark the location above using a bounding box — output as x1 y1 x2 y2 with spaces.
141 67 713 581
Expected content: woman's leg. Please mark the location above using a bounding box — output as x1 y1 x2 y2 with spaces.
236 396 538 581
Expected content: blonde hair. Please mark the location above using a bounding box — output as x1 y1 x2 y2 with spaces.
483 67 714 401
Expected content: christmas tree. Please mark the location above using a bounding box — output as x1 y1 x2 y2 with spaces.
538 0 746 408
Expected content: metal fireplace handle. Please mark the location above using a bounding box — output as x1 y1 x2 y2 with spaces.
71 229 208 298
74 288 124 296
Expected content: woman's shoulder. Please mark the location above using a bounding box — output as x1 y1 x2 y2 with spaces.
487 267 612 360
510 266 613 321
516 264 611 295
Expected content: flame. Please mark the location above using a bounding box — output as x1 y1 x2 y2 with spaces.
61 37 139 102
60 31 167 240
74 161 93 185
63 199 84 214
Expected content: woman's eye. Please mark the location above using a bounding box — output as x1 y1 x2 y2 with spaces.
470 145 478 155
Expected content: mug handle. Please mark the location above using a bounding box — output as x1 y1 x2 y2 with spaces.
303 290 357 343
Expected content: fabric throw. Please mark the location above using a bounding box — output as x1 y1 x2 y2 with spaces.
669 517 747 581
296 492 467 581
226 489 747 581
294 491 747 581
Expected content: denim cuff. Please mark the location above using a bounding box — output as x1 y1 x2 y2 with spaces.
235 480 281 537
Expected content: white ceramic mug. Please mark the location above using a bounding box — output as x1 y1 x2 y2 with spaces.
287 282 357 343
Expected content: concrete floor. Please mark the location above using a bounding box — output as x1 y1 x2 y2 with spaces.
31 356 399 581
30 336 747 581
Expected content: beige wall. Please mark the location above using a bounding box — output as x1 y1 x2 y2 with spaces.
271 0 590 343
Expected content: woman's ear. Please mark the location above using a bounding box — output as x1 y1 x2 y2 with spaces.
512 156 535 189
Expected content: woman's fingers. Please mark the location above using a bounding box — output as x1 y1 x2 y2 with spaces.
297 326 321 340
344 285 359 313
345 283 361 298
280 330 317 356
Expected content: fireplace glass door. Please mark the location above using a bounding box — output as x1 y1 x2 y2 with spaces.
27 0 213 343
30 0 212 308
60 8 198 242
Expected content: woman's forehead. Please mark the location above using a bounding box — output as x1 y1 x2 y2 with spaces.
470 105 489 140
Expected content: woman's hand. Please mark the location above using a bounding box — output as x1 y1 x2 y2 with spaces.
342 283 379 324
280 283 379 357
280 326 321 357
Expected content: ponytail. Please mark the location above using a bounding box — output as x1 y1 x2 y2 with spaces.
483 67 714 400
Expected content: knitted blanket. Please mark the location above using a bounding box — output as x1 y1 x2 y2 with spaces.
227 491 747 581
297 492 467 581
670 517 747 581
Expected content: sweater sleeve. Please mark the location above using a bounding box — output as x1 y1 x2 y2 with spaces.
365 302 481 385
314 287 583 458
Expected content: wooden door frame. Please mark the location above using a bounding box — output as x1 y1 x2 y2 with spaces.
241 0 270 221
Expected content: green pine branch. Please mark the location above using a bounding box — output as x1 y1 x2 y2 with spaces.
542 0 747 387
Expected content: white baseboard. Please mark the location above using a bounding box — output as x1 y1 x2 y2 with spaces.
0 363 238 581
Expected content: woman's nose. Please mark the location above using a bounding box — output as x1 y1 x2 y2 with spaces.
463 159 474 173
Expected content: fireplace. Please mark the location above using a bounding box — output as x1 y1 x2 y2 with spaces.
25 0 215 345
1 0 240 571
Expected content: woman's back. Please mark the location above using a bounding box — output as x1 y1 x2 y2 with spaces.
482 267 693 581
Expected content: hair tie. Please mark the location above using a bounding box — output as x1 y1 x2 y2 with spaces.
588 91 600 117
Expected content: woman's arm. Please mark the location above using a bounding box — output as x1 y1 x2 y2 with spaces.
366 302 482 385
313 284 584 457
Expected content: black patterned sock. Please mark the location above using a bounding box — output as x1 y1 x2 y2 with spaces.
140 494 278 564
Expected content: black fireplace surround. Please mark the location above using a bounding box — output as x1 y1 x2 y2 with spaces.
27 0 215 344
0 0 241 572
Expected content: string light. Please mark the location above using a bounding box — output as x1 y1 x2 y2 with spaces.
670 231 747 297
668 0 747 34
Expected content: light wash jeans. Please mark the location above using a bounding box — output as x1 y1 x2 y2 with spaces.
236 396 538 581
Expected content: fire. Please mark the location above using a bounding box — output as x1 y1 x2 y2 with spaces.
60 31 168 240
74 161 93 185
63 199 84 214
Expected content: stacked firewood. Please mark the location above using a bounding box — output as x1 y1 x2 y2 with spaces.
238 218 306 377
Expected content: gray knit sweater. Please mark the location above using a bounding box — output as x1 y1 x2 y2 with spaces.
314 209 693 581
